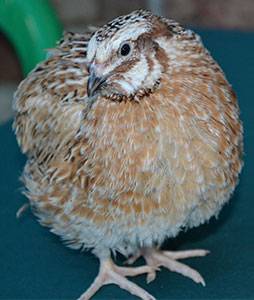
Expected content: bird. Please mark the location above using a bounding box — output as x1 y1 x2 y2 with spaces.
13 9 243 300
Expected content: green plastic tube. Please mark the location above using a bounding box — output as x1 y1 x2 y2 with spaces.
0 0 62 75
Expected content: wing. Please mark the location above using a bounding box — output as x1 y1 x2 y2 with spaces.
13 29 97 164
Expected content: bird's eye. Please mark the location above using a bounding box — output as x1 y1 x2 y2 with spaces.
120 43 131 56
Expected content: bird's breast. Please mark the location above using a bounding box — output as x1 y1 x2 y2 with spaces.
77 85 241 225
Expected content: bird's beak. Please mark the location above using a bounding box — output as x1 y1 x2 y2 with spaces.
87 71 106 97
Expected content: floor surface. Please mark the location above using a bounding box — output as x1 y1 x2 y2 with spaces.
0 29 254 299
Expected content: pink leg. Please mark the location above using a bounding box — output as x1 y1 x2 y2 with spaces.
142 248 209 285
78 258 156 300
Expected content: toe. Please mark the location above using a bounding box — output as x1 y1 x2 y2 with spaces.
146 270 157 284
78 258 157 300
115 265 155 277
164 249 210 260
155 252 206 286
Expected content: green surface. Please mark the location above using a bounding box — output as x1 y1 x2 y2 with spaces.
0 0 62 75
0 30 254 299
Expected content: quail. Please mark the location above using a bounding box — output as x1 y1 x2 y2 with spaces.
13 10 243 300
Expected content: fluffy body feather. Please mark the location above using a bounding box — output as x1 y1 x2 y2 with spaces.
13 10 243 299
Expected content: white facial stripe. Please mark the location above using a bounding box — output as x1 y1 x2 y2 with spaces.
111 23 150 45
86 35 97 62
155 36 181 68
92 62 116 78
117 80 134 93
87 23 150 64
121 54 148 94
145 54 162 87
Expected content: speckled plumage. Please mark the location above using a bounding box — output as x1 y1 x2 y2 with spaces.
13 10 243 300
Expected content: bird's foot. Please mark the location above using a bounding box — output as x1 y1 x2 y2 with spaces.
78 258 156 300
140 248 209 285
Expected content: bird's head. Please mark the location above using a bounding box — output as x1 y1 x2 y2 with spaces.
86 10 171 101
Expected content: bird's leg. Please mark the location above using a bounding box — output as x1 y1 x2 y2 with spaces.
141 247 209 285
78 257 156 300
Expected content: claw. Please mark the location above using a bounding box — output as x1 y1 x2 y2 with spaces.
143 248 209 286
